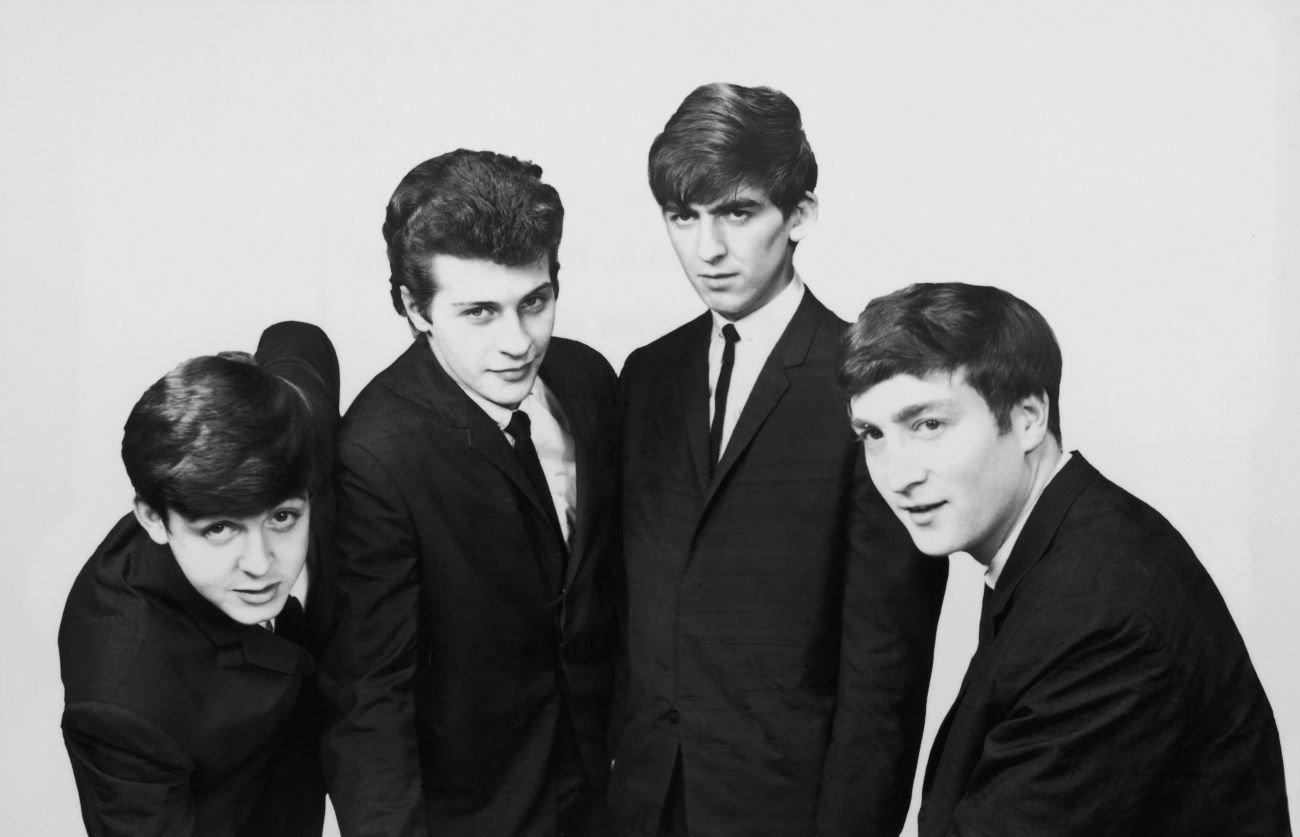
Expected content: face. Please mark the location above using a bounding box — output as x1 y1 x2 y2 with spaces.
135 496 310 625
404 255 555 409
663 186 816 321
848 370 1046 564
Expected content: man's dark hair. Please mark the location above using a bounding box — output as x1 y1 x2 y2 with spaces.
648 82 818 217
383 148 564 322
122 352 322 524
837 282 1063 443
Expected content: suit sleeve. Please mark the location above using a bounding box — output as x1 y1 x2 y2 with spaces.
254 320 340 514
945 607 1183 835
318 438 428 837
62 702 198 837
817 453 948 835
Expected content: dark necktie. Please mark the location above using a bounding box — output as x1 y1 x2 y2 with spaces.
979 584 995 645
709 323 740 471
506 410 565 545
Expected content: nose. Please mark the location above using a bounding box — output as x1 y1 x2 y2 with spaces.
238 530 272 577
696 217 726 263
496 311 532 359
879 442 927 496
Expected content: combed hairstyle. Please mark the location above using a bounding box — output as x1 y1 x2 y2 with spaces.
383 148 564 322
648 82 818 217
837 283 1063 443
122 352 322 524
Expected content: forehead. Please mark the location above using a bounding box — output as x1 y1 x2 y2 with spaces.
429 254 552 300
848 370 981 422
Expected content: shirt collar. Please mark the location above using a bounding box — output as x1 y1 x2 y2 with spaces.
710 273 805 342
985 450 1073 589
458 374 551 431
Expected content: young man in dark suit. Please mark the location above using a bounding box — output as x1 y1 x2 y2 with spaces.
320 149 618 836
611 82 948 836
840 282 1291 835
59 320 339 836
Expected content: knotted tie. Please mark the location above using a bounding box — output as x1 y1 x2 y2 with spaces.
709 323 740 472
506 410 565 544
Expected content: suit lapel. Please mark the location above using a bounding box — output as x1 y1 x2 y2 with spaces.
707 292 822 499
986 454 1098 634
538 355 590 590
677 316 713 496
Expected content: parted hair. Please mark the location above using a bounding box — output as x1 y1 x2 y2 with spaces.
837 282 1063 443
648 82 818 216
122 352 321 524
382 148 564 321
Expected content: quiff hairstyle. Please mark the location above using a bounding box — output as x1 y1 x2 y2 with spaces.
382 148 564 324
648 82 818 217
837 282 1064 443
122 352 322 525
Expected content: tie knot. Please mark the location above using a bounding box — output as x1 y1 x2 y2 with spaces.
506 410 532 440
721 323 740 344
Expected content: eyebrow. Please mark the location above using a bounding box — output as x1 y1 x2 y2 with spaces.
448 281 555 310
892 400 953 424
710 197 764 214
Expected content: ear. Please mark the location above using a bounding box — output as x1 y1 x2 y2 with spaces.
1014 392 1051 453
400 286 433 336
133 497 171 546
787 191 820 244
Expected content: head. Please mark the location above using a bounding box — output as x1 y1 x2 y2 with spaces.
838 283 1063 563
384 149 564 408
123 352 321 624
648 83 819 320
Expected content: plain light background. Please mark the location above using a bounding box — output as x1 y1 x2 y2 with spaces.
2 1 1296 834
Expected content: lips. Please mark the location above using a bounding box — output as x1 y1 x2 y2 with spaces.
901 501 945 524
235 582 279 605
493 364 533 382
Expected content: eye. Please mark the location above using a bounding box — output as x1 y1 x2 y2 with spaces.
666 209 696 226
914 418 944 437
520 292 552 314
200 521 238 543
461 306 493 321
267 508 302 532
727 208 752 222
854 426 883 444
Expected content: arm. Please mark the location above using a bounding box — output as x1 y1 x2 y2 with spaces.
62 703 197 837
946 607 1182 835
817 453 948 835
255 320 341 521
318 440 428 837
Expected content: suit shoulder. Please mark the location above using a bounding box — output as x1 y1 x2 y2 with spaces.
547 336 616 384
60 520 189 708
622 314 708 377
339 350 433 447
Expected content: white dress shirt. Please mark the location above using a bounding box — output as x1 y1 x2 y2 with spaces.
708 274 806 459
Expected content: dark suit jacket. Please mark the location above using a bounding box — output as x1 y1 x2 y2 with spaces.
320 336 619 837
59 321 339 837
612 290 948 836
919 453 1291 836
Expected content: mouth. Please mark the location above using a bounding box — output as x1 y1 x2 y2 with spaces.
900 501 945 523
234 582 280 605
492 364 534 383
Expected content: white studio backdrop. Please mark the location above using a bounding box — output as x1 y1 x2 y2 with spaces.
1 1 1296 834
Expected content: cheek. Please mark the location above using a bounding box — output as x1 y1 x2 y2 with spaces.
274 531 311 574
